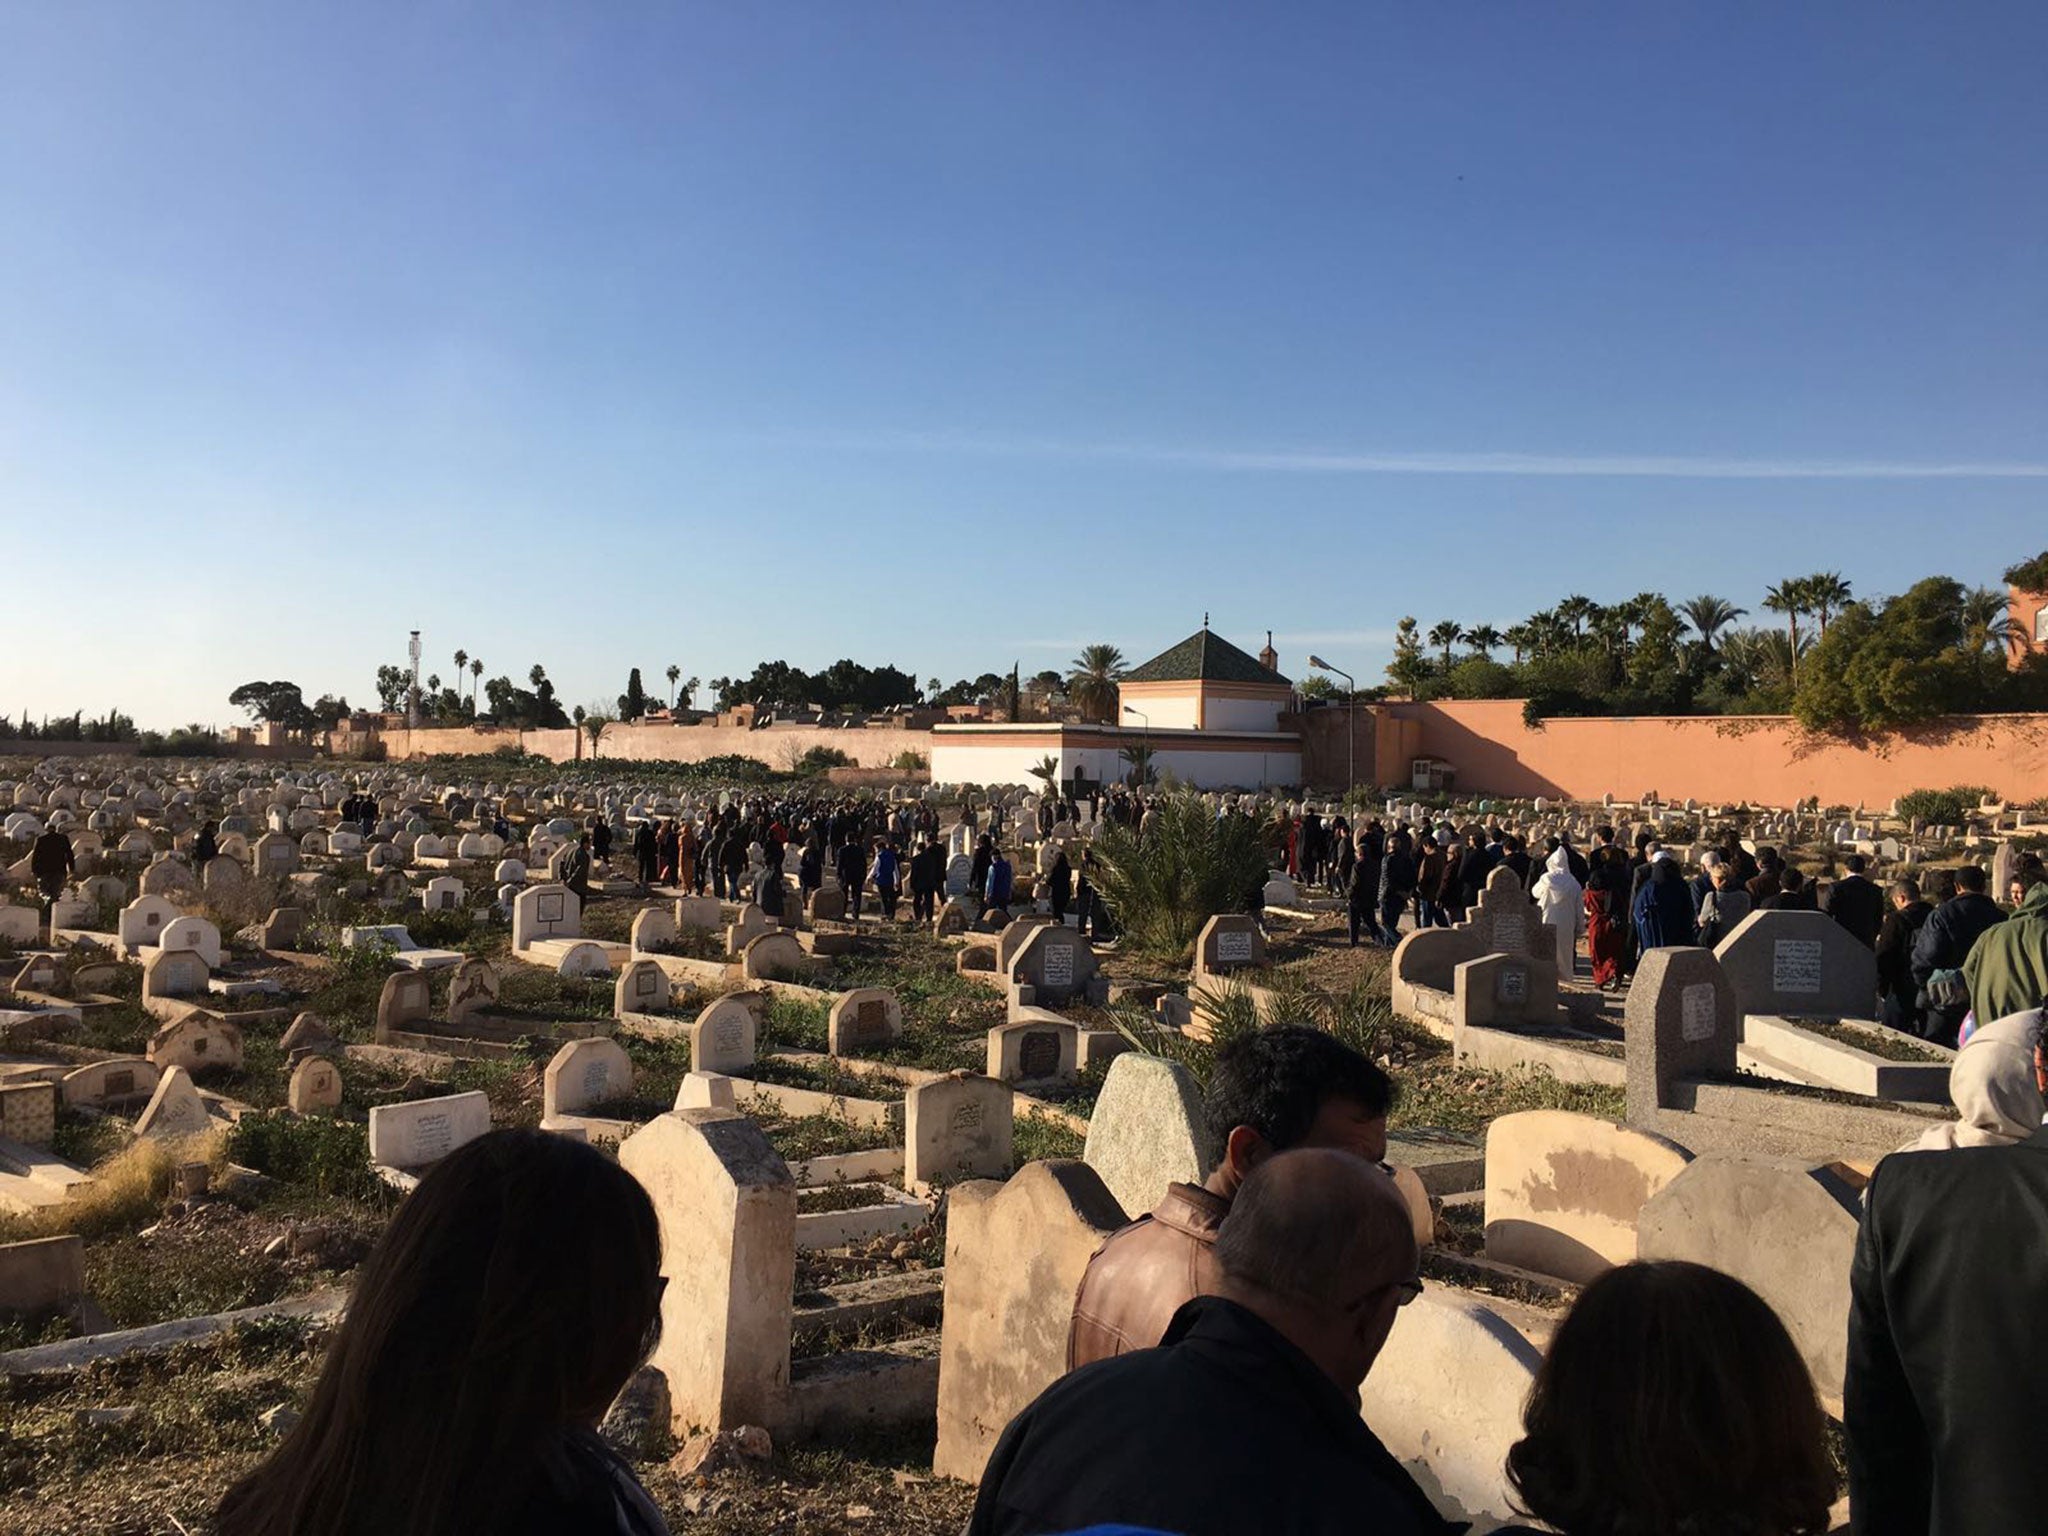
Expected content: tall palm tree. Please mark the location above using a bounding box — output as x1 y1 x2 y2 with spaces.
1803 572 1852 635
1427 621 1464 666
1464 623 1504 659
1556 595 1596 643
1679 595 1747 652
469 658 483 702
1029 754 1061 798
1502 624 1535 663
1762 581 1809 681
665 664 681 708
453 649 467 694
1067 644 1127 723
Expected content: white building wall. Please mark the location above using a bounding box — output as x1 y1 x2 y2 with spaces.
1203 694 1288 733
932 737 1301 792
1120 694 1201 730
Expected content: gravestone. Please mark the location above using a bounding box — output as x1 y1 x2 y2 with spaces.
1636 1154 1862 1406
117 894 181 954
676 1070 737 1111
994 917 1055 974
375 971 434 1041
1194 913 1267 976
511 883 581 950
692 995 759 1075
0 1234 85 1319
60 1057 158 1109
933 1161 1126 1483
1009 925 1098 1005
202 855 244 894
368 1089 492 1171
446 958 501 1026
10 955 61 996
826 988 903 1055
905 1073 1014 1192
1713 909 1878 1021
1483 1110 1693 1284
806 884 847 923
0 1082 56 1149
933 899 971 937
1082 1054 1220 1219
543 1037 635 1120
140 945 210 1002
987 1016 1079 1087
615 958 672 1016
422 876 466 911
631 906 679 954
1452 951 1558 1029
258 907 304 950
676 895 721 932
555 941 613 978
288 1056 344 1114
158 915 222 969
146 1015 245 1073
739 930 806 981
252 832 299 877
617 1110 796 1435
1624 947 1738 1126
134 1066 211 1140
279 1012 336 1057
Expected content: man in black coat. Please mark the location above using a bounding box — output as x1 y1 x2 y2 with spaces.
968 1149 1459 1536
1910 865 2006 1045
1826 853 1886 950
1874 878 1934 1034
1847 1019 2048 1534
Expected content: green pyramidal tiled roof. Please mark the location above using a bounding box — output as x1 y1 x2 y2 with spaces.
1122 630 1291 687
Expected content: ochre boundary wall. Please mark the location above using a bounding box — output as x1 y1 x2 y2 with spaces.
1371 699 2048 806
334 721 933 771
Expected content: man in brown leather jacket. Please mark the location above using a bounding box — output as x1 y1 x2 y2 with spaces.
1068 1024 1394 1368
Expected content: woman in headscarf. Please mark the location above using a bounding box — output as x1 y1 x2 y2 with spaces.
1533 845 1585 977
1899 1007 2046 1154
1633 850 1698 951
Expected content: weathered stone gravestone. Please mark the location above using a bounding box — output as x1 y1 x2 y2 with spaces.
1452 951 1559 1030
202 855 245 894
1624 946 1738 1127
0 1081 56 1149
905 1073 1013 1193
1009 925 1099 1005
933 899 971 937
0 1233 86 1321
139 856 197 897
140 945 211 1003
676 895 721 932
692 995 760 1075
422 876 466 911
543 1037 635 1121
134 1066 211 1140
826 988 902 1056
1482 1110 1692 1284
554 940 613 978
1082 1053 1220 1219
615 958 672 1017
1713 909 1877 1021
279 1011 336 1058
511 883 580 950
994 917 1055 974
1636 1154 1862 1408
676 1070 737 1111
617 1110 796 1436
252 832 299 877
10 954 61 996
368 1090 492 1172
933 1161 1126 1483
375 971 434 1041
1193 913 1267 978
158 915 222 969
60 1057 158 1109
987 1016 1079 1088
725 903 773 957
806 884 847 923
288 1056 344 1114
117 894 181 955
631 906 678 954
739 930 807 981
146 1015 245 1074
1392 866 1556 1020
445 958 501 1026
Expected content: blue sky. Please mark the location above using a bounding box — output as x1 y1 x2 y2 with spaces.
4 3 2043 729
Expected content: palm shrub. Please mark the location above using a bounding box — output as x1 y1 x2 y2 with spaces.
1089 793 1271 957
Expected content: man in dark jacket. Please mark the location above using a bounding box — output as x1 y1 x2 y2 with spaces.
974 1149 1456 1536
1874 878 1934 1034
1378 831 1417 946
1911 866 2006 1045
1847 1024 2048 1535
908 837 945 925
1825 854 1885 950
29 826 75 903
835 838 866 923
632 822 658 886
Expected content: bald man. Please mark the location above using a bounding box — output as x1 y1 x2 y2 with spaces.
970 1149 1457 1536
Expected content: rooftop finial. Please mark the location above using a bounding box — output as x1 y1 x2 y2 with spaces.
1203 611 1210 629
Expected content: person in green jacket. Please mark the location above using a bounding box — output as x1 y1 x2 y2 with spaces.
1964 877 2048 1028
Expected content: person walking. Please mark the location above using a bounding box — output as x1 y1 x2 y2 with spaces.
1532 846 1584 977
870 839 901 923
835 837 866 923
1378 831 1417 947
1875 877 1934 1032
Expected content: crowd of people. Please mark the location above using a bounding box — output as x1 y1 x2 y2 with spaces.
226 1022 2020 1535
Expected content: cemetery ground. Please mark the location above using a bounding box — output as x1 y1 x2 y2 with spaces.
0 866 1621 1535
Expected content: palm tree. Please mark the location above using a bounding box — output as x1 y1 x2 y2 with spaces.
469 657 483 702
1463 624 1504 659
1029 754 1061 798
1119 740 1157 788
1804 572 1852 635
1068 644 1127 723
1762 581 1808 680
453 649 467 694
584 714 610 759
682 676 700 711
1556 595 1596 643
1502 624 1535 663
1962 586 2023 656
665 664 681 708
1679 595 1747 652
1427 621 1464 666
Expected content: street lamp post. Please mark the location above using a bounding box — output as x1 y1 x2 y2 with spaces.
1122 704 1149 789
1307 655 1355 798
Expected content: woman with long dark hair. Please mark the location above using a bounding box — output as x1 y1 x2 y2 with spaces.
219 1129 668 1536
1497 1261 1837 1536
